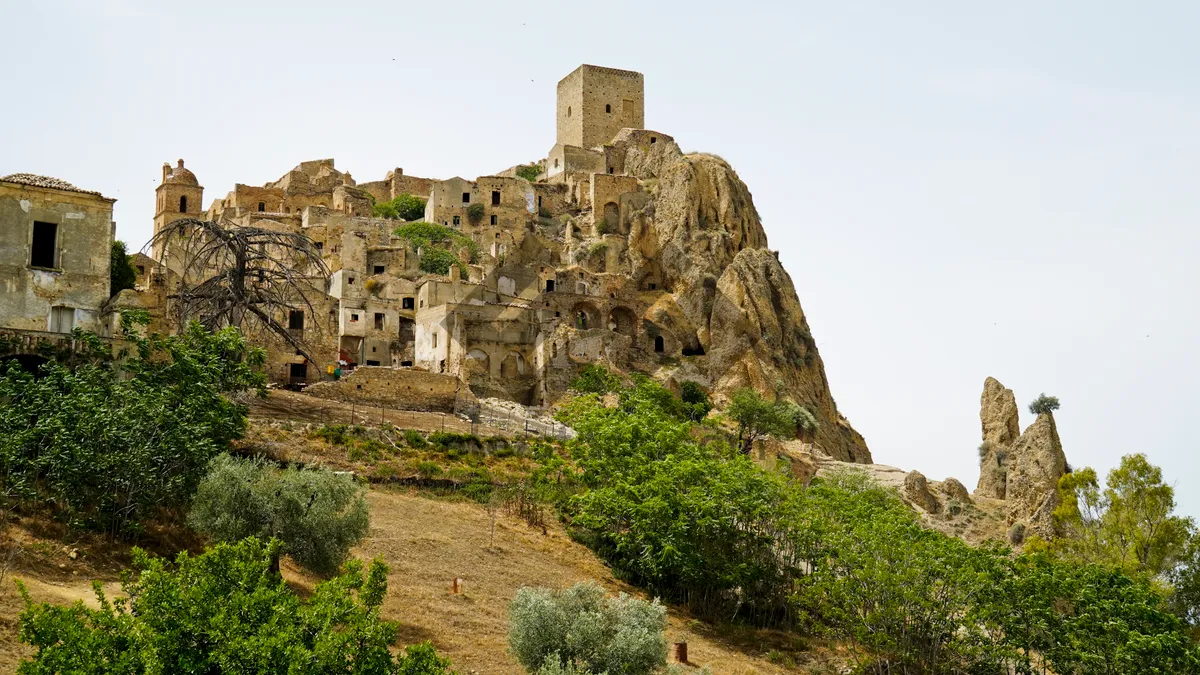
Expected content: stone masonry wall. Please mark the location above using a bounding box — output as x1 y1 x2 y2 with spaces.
302 366 464 412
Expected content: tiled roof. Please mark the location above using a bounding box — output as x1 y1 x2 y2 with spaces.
1 173 104 197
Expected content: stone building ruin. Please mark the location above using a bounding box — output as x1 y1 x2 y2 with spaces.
0 64 872 462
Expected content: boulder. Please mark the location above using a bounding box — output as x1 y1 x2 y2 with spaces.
940 477 972 504
904 470 941 514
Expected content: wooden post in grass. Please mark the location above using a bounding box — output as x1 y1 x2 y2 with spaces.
674 642 688 664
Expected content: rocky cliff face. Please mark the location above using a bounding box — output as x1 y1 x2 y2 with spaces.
620 144 870 462
974 377 1067 537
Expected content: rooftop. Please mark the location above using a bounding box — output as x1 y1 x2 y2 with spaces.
1 173 106 198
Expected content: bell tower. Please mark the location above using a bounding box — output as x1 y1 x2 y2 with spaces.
152 159 204 260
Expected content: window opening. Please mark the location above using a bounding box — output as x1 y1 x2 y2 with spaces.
491 190 500 205
462 192 470 204
402 297 414 310
288 310 305 330
374 313 384 330
605 103 611 113
258 202 265 212
30 221 57 268
179 196 187 213
545 279 555 292
654 335 665 352
373 265 385 274
490 215 497 226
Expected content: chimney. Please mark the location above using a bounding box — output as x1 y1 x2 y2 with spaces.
162 163 171 182
177 159 185 169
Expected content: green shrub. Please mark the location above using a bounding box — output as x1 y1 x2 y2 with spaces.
395 220 479 260
494 445 516 459
516 163 543 182
417 461 441 478
467 202 485 225
678 380 712 421
109 240 137 296
404 429 428 448
419 248 465 276
188 454 370 576
978 440 995 462
508 581 667 675
1008 523 1026 545
569 364 621 394
1028 393 1061 415
16 537 455 673
373 193 427 220
429 431 482 447
312 423 350 445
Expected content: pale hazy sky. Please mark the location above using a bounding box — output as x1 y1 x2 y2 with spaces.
3 1 1198 517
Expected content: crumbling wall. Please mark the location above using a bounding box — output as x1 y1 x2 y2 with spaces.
302 366 468 412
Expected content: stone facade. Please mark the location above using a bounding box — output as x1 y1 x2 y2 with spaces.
556 65 644 150
0 174 115 334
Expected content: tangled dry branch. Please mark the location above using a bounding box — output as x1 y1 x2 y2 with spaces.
147 217 330 364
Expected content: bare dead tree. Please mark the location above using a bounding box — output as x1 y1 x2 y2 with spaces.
147 217 330 364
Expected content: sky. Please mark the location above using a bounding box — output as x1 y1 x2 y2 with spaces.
3 1 1198 517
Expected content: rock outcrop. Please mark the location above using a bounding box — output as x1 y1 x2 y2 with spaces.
904 470 941 514
622 147 870 463
977 377 1018 499
1004 413 1067 536
973 377 1068 538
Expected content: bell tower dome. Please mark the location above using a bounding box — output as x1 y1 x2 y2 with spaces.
152 159 204 259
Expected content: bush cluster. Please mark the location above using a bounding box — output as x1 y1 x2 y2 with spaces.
515 163 543 182
188 454 370 576
17 537 455 673
508 581 666 675
0 321 265 538
569 364 622 395
373 193 427 220
1028 392 1061 415
552 377 1200 672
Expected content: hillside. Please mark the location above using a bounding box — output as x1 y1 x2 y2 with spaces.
0 486 839 674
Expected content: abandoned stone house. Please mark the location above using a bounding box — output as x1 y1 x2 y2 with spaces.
0 173 116 335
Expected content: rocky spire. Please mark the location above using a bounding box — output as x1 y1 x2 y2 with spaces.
977 377 1018 498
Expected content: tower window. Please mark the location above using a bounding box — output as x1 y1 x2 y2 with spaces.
608 167 614 174
605 103 611 113
490 190 500 205
374 313 385 330
650 137 657 144
179 196 187 213
462 192 470 204
30 221 57 268
258 202 265 212
567 106 571 117
490 215 497 226
288 310 304 330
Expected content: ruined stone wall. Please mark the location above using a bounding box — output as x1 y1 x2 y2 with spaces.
302 366 463 412
590 174 639 231
0 182 114 333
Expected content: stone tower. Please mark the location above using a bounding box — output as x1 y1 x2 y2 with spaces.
556 65 644 149
152 159 203 259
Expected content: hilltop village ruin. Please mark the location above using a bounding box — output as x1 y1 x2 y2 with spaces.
0 64 872 463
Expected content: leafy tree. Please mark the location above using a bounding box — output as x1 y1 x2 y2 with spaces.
109 240 137 296
16 537 456 674
678 380 712 422
1169 536 1200 627
419 248 465 277
0 322 265 538
508 581 666 675
790 471 1001 673
726 388 800 453
373 193 427 221
1028 393 1061 415
1053 453 1194 576
977 551 1200 675
569 364 621 395
189 454 370 576
556 378 793 619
